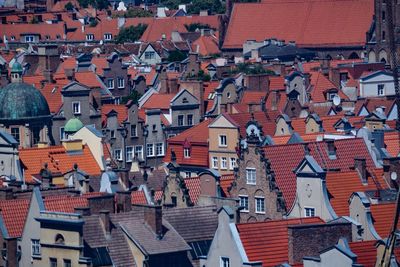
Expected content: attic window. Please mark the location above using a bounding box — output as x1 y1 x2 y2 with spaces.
104 33 112 41
10 36 15 41
45 35 50 40
56 34 61 40
86 34 94 41
182 97 188 103
55 234 65 244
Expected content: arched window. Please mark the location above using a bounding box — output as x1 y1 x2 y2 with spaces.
55 234 65 245
368 50 376 62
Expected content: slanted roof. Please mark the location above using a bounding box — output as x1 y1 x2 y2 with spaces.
0 198 30 238
348 240 378 267
223 0 374 49
370 202 398 238
237 217 324 267
141 93 175 110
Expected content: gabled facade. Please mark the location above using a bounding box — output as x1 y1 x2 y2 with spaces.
359 71 397 97
139 44 162 65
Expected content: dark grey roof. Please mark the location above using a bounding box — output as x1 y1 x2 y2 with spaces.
0 131 19 145
163 205 218 242
244 43 315 62
120 218 191 256
287 132 304 144
129 169 166 191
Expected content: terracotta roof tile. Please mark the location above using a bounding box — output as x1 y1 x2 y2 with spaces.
241 91 268 105
191 34 220 56
75 71 103 88
44 195 88 213
220 174 234 197
0 199 30 238
269 76 285 91
349 240 378 267
141 93 175 110
370 202 398 238
184 176 201 204
224 1 374 49
102 104 127 125
237 217 323 267
131 190 147 205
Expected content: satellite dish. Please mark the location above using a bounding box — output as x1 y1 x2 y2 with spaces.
391 171 398 181
333 95 341 106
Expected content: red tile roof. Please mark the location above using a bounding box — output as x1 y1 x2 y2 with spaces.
40 80 69 114
241 91 268 105
0 198 30 238
263 138 375 210
370 202 398 239
191 34 220 56
349 240 378 267
326 169 388 216
384 132 400 157
141 93 175 110
131 190 148 205
309 71 347 103
101 104 127 125
223 0 374 49
75 71 103 88
228 111 278 137
0 23 66 42
237 217 323 267
220 174 234 197
19 145 101 182
44 195 88 213
184 176 201 204
269 76 285 91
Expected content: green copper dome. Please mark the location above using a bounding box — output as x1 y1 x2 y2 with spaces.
11 62 23 73
64 118 84 133
0 82 51 122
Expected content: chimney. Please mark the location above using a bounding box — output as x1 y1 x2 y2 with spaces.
74 206 91 216
65 69 75 81
251 49 259 61
116 190 132 213
88 194 115 214
354 158 367 183
325 139 336 159
271 90 281 111
144 205 163 239
100 210 112 237
371 130 384 150
0 188 13 200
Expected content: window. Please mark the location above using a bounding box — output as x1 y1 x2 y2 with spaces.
219 135 227 147
31 239 40 256
45 35 50 40
25 35 34 42
178 115 184 126
185 172 191 178
239 196 249 212
328 93 337 100
246 168 256 185
60 127 66 140
184 148 191 158
255 197 265 214
382 31 386 41
50 258 57 267
156 142 164 156
382 11 386 21
377 84 385 96
104 33 112 40
114 149 122 161
107 79 114 89
126 146 133 162
117 77 125 88
229 157 236 170
55 234 65 244
135 145 143 160
10 36 15 41
146 143 154 157
72 102 81 114
212 156 218 169
110 130 115 138
131 125 137 137
144 51 155 60
171 195 177 207
11 127 20 143
220 257 230 267
86 34 94 41
187 114 193 126
56 34 61 40
305 207 316 217
221 157 227 169
63 259 71 267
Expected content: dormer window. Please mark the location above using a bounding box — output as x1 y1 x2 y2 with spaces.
24 35 34 43
184 148 191 158
10 36 15 41
104 33 112 41
45 35 50 40
56 34 61 40
86 34 94 41
72 101 81 114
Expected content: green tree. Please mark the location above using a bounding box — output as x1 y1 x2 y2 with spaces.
123 8 153 18
187 0 225 15
65 2 74 10
167 50 187 62
121 90 142 105
114 24 148 44
161 0 190 10
232 63 275 75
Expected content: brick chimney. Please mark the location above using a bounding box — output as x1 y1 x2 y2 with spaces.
100 210 112 238
116 190 132 213
74 207 91 216
0 188 14 200
354 158 367 183
144 205 163 239
65 69 75 81
88 194 115 214
325 139 336 159
271 90 281 111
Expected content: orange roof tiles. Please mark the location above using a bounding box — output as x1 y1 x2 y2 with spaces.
191 35 220 56
168 119 212 144
241 91 268 105
224 0 374 49
74 71 103 88
384 132 400 157
141 93 175 110
326 169 388 216
0 23 66 42
40 80 69 114
19 145 101 182
309 71 347 103
349 240 378 267
44 195 88 213
102 104 127 125
269 76 285 91
184 176 201 204
370 202 398 239
0 198 30 238
220 174 234 197
237 217 323 267
131 190 147 205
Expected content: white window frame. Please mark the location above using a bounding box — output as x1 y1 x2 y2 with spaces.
146 143 154 157
131 125 137 137
156 142 164 156
255 197 265 214
229 157 236 170
185 172 191 178
110 130 115 139
304 207 316 217
246 168 256 185
211 156 218 169
144 51 155 60
126 146 133 162
117 77 125 89
107 78 114 89
220 256 230 267
25 35 34 43
59 127 65 140
104 33 112 41
377 84 385 96
219 135 227 147
187 114 193 126
178 115 184 126
86 34 94 41
31 239 40 256
72 101 81 115
135 145 143 160
184 148 191 158
114 149 122 161
239 195 249 212
221 157 227 170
